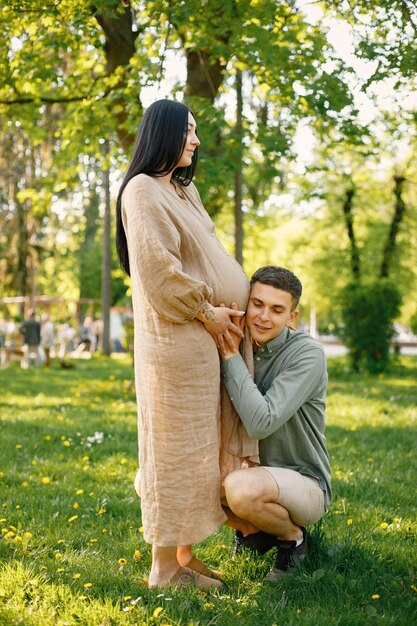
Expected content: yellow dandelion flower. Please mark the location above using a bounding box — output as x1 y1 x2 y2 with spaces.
123 595 132 601
63 440 71 447
57 539 65 544
72 573 81 579
13 535 22 542
56 568 64 573
24 532 32 539
60 436 66 441
411 585 417 593
1 528 8 534
347 519 353 525
153 607 164 618
68 515 78 523
73 503 79 509
16 444 22 449
15 505 20 510
0 518 6 523
31 460 37 465
371 594 380 600
134 550 141 560
102 528 107 533
5 531 14 539
76 489 84 495
98 508 106 516
88 492 94 497
380 522 389 529
204 602 214 609
44 435 51 442
82 455 89 462
350 425 357 431
118 558 127 566
55 552 63 560
41 477 50 485
89 538 98 543
84 582 92 589
394 517 401 523
21 481 29 488
139 526 144 533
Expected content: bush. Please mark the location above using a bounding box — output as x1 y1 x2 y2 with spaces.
339 279 402 373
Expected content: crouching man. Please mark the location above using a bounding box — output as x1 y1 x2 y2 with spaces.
221 266 331 583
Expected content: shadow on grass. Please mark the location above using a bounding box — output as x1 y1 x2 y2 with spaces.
2 356 134 397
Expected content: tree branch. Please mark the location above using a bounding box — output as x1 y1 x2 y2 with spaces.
0 78 118 106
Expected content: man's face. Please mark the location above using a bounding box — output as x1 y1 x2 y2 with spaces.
246 282 299 346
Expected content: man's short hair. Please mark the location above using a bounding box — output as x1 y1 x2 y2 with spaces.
250 266 302 311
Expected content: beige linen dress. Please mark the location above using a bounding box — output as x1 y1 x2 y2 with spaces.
122 173 257 547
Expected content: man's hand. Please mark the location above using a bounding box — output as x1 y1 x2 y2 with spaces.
195 302 245 355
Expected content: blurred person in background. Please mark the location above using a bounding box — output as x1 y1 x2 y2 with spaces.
19 309 41 369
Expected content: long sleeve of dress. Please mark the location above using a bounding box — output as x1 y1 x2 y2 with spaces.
122 176 213 324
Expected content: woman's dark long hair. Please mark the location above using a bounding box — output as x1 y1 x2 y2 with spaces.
116 99 198 276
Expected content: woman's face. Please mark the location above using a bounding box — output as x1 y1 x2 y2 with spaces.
176 112 200 168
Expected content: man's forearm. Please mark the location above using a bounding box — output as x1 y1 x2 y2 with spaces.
221 355 274 439
221 347 326 439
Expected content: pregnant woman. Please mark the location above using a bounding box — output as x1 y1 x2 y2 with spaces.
116 99 254 589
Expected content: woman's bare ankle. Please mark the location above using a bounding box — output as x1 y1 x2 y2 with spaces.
148 564 182 588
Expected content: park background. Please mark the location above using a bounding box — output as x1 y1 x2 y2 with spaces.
1 1 416 625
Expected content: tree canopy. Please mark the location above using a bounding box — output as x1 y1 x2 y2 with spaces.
1 0 416 350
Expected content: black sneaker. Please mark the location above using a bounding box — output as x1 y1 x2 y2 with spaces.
235 530 277 556
266 527 308 583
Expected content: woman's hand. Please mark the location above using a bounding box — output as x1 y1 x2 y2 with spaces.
220 302 246 361
195 302 244 355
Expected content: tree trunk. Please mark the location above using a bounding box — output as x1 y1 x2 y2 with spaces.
342 187 360 280
101 141 111 356
14 147 28 310
234 70 243 265
380 175 406 278
93 1 139 152
185 50 227 101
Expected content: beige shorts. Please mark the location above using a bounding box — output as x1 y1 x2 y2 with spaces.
262 467 325 527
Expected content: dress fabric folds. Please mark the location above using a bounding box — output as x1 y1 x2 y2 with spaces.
122 174 257 547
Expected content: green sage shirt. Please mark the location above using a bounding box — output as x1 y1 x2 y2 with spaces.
221 327 332 508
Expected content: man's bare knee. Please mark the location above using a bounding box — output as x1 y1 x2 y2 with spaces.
224 469 263 518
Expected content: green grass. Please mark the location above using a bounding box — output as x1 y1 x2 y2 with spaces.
1 354 416 625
